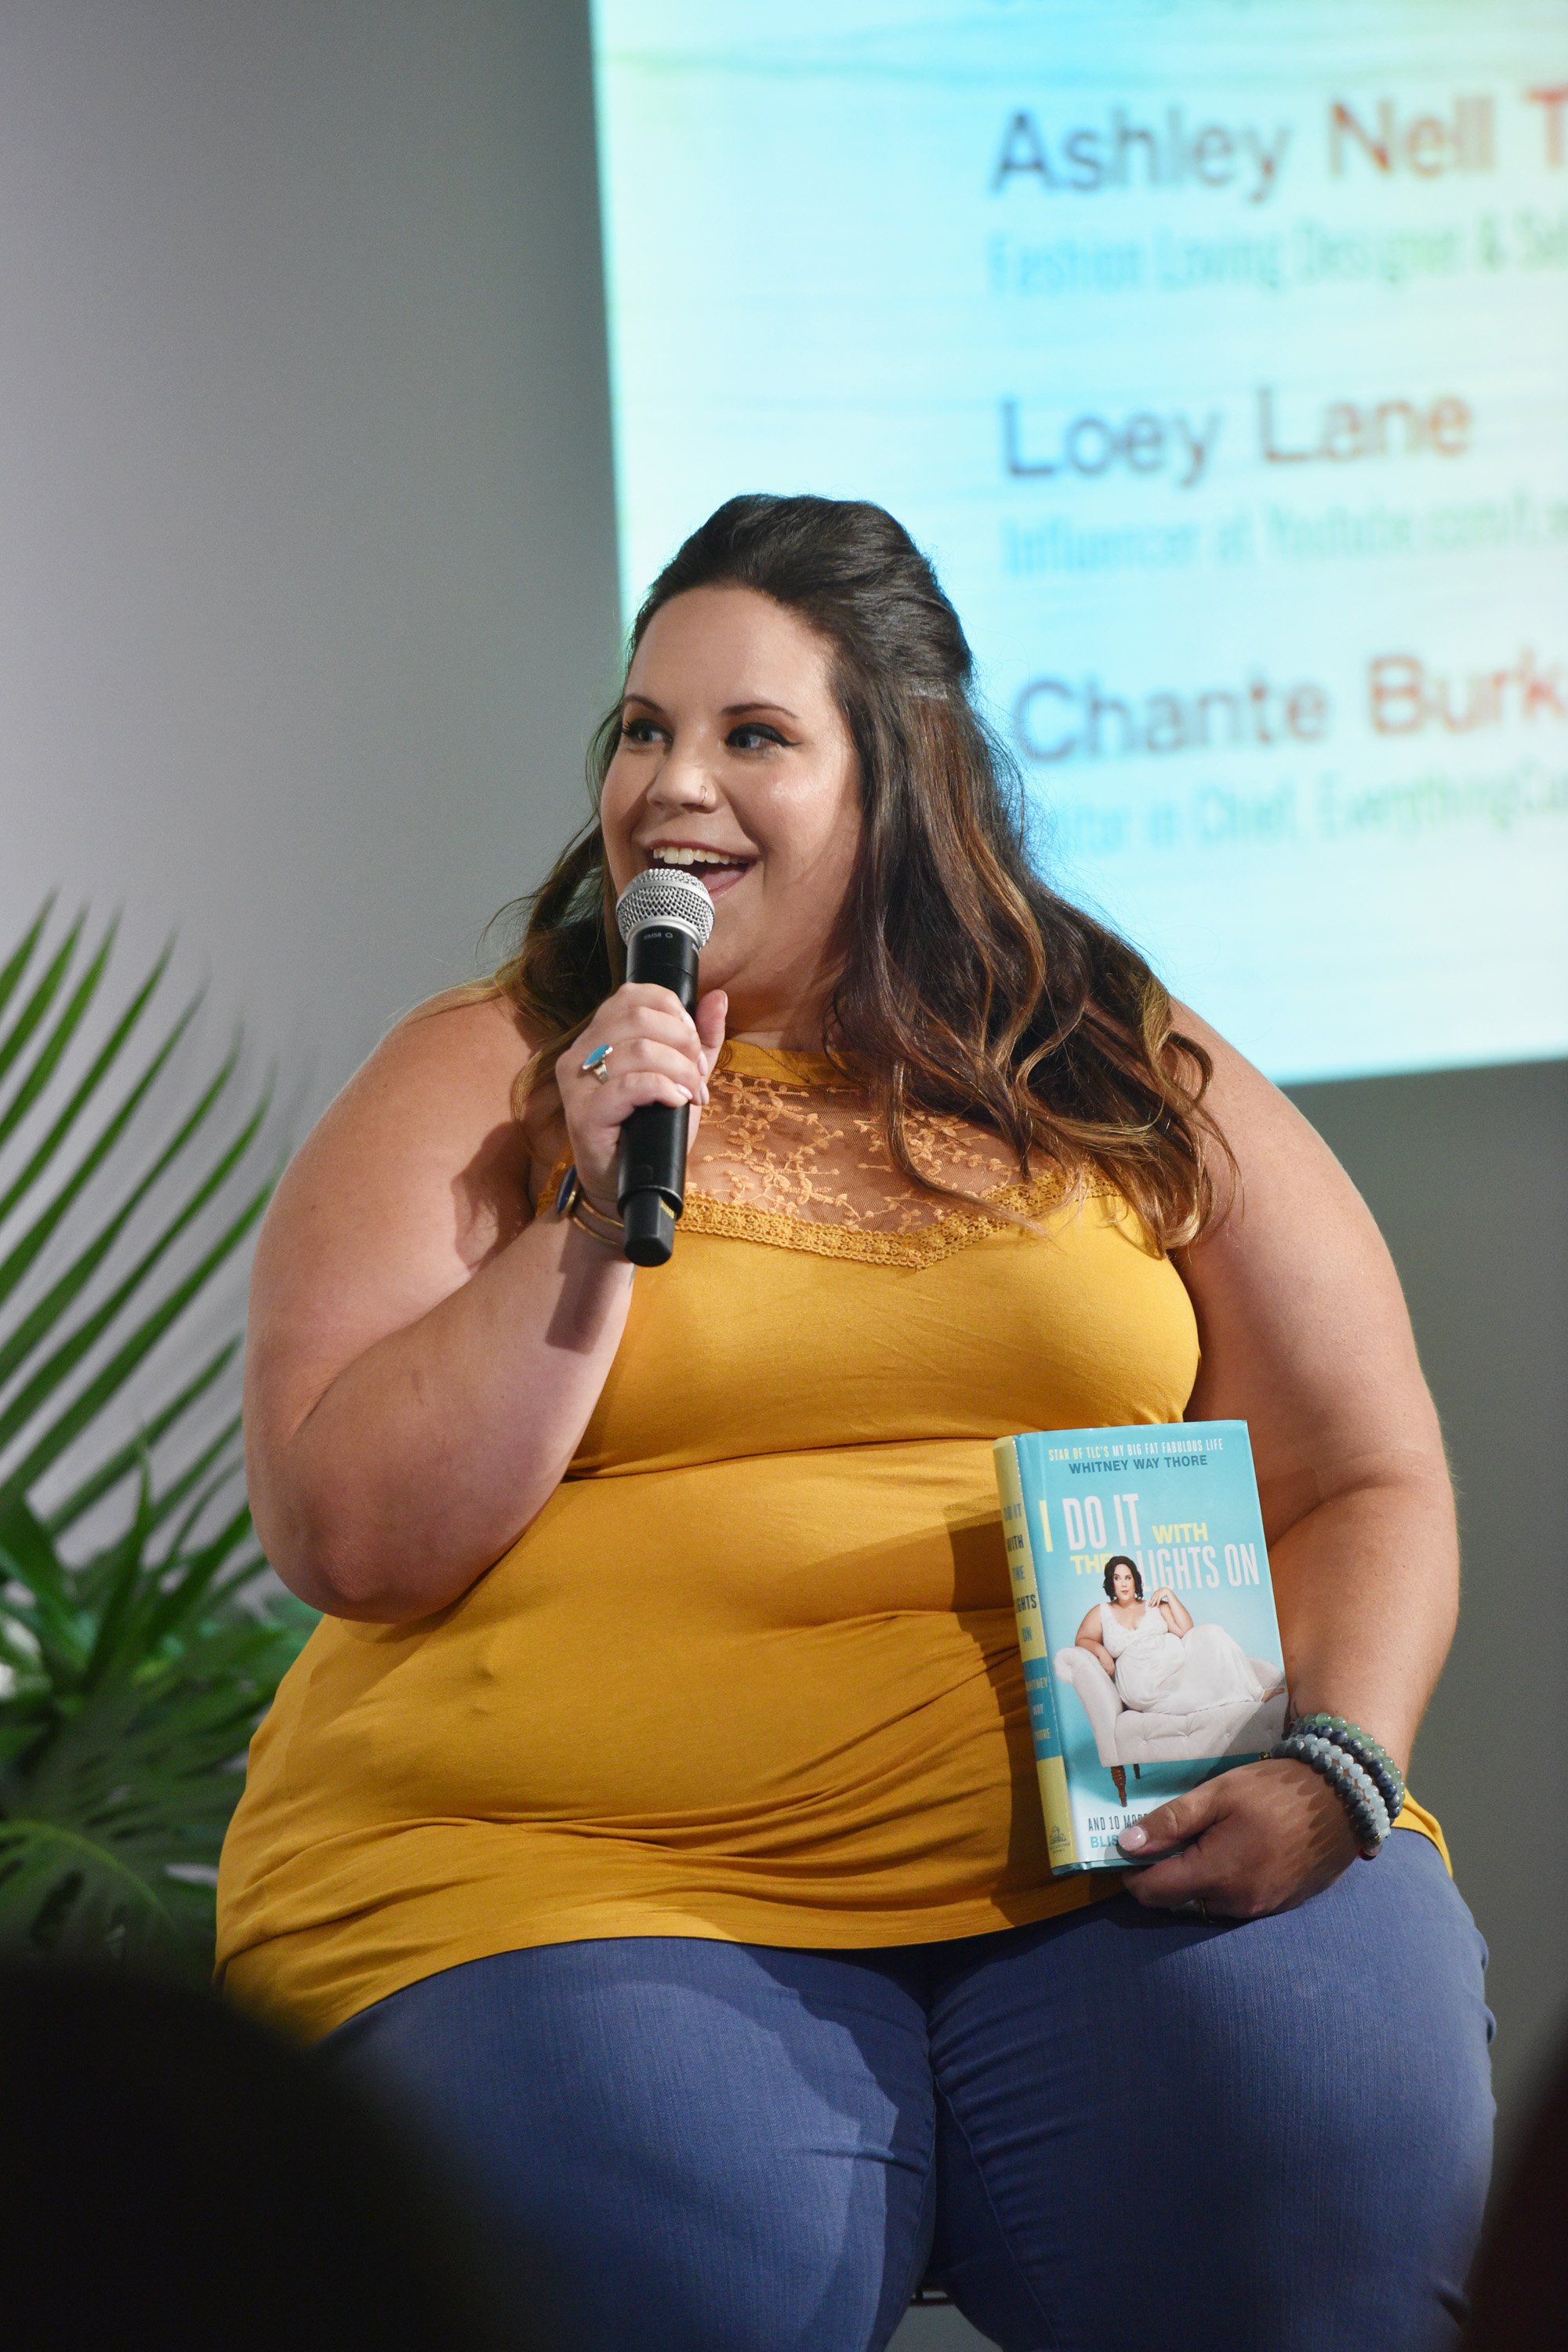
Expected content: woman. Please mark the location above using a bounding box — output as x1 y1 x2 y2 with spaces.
1076 1553 1286 1714
218 495 1491 2352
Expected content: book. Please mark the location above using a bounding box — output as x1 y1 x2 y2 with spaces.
993 1421 1289 1874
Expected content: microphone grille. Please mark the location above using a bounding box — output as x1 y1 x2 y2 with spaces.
615 866 717 949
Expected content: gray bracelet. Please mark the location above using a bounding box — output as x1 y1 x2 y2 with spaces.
1271 1731 1392 1857
1289 1712 1406 1822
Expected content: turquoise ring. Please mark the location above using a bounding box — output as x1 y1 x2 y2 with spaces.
579 1041 613 1084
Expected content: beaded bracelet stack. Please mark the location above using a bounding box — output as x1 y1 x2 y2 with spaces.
1268 1713 1406 1858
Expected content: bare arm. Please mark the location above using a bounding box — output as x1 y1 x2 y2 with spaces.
1174 1011 1454 1768
245 985 722 1624
1122 1007 1456 1915
1073 1606 1116 1677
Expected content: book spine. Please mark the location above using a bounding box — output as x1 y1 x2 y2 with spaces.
993 1437 1082 1871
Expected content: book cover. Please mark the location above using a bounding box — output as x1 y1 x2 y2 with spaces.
994 1421 1289 1874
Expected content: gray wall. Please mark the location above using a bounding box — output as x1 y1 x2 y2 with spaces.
0 0 619 1100
1285 1058 1568 2151
0 13 1559 2347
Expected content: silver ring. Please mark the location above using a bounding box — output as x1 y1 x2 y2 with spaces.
1178 1897 1210 1923
579 1043 613 1085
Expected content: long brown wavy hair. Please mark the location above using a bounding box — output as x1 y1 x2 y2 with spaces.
492 493 1223 1248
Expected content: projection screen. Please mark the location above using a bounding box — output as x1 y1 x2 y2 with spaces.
590 0 1568 1081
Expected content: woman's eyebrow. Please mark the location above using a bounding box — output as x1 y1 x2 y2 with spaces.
620 692 801 722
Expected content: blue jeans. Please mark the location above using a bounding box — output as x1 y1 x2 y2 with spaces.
328 1832 1492 2352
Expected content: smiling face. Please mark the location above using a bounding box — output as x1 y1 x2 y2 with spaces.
598 586 863 1044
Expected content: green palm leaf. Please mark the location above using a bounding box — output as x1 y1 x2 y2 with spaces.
145 1415 245 1543
0 919 118 1150
45 1343 239 1534
0 1058 256 1400
0 1490 312 1973
0 1167 272 1504
0 900 56 1028
0 954 187 1236
0 913 85 1091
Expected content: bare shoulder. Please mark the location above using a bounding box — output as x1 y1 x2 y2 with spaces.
288 989 539 1217
249 989 547 1412
1169 1000 1437 1491
1172 999 1339 1196
341 985 535 1126
1171 993 1388 1270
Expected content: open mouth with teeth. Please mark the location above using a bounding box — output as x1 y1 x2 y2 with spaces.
645 844 757 897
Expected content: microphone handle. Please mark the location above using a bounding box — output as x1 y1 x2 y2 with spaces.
617 923 702 1267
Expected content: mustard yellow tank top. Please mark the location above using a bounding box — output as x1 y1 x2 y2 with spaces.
217 1043 1443 2038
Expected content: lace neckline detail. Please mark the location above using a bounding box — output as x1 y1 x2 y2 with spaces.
681 1169 1081 1267
541 1035 1116 1269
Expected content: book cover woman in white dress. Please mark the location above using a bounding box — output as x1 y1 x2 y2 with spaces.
1076 1555 1287 1715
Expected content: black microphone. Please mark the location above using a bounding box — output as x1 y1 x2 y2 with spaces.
614 867 717 1266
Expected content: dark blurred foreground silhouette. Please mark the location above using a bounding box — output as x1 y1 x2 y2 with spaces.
0 1965 543 2352
1464 2025 1568 2350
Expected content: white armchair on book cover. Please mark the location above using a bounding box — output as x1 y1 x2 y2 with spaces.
1052 1646 1289 1809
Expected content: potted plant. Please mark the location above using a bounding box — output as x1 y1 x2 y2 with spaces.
0 903 313 1980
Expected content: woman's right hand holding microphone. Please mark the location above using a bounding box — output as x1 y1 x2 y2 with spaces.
561 983 729 1218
